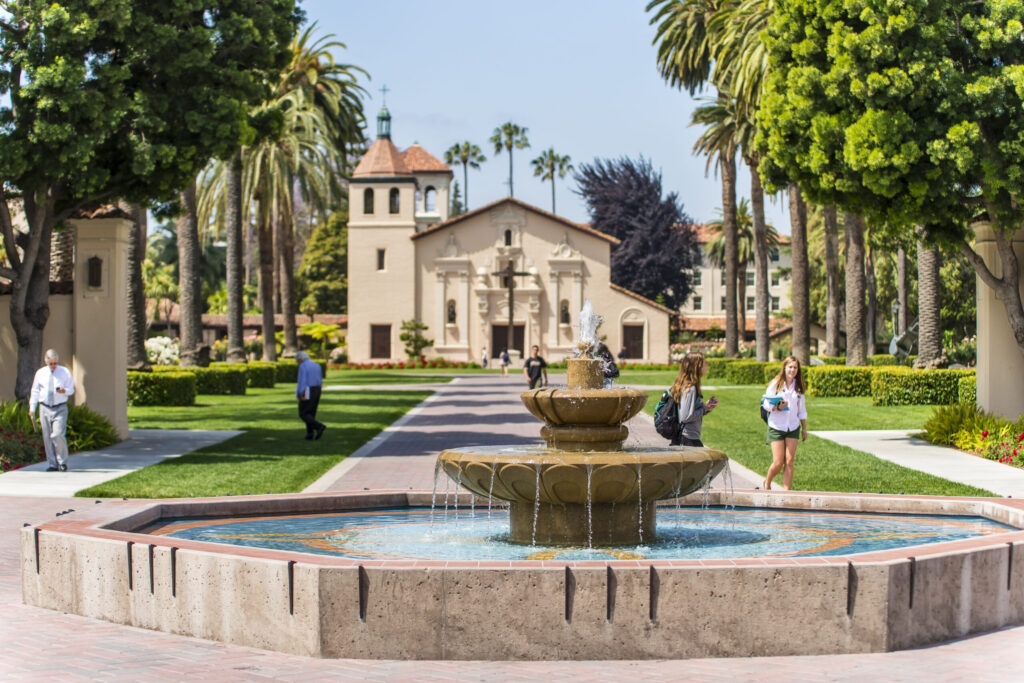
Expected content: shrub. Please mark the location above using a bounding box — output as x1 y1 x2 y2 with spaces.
144 336 180 365
958 375 977 406
724 360 772 385
274 359 300 384
805 366 875 397
868 354 897 366
812 355 845 365
246 361 277 388
705 358 734 378
0 401 44 471
154 364 248 395
66 404 120 451
922 403 989 446
761 363 783 385
127 371 196 406
335 359 481 371
871 367 975 406
922 403 1024 468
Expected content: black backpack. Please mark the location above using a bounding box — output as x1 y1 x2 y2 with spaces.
760 402 769 423
654 390 680 440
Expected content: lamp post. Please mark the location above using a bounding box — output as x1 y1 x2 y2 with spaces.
891 299 901 337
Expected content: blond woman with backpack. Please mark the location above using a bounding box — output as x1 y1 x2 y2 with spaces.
667 352 718 446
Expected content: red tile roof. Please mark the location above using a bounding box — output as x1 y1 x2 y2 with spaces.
677 316 790 331
401 145 452 173
685 223 791 246
71 204 132 220
352 138 411 177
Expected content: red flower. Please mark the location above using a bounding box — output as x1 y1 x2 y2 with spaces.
981 430 989 440
1017 432 1024 443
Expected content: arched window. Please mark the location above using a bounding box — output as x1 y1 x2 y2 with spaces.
363 188 374 215
559 300 571 325
504 229 512 246
389 187 400 214
415 189 422 210
425 186 437 212
447 299 457 325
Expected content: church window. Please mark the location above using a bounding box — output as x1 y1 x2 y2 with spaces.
425 186 437 212
504 229 512 246
389 188 400 214
415 189 422 209
559 300 570 325
376 249 386 271
447 299 457 325
363 188 374 214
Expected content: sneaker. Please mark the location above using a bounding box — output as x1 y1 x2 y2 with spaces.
315 425 326 441
59 464 68 472
46 467 58 472
305 433 314 440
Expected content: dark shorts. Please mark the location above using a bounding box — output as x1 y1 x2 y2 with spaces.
528 376 543 389
766 426 801 443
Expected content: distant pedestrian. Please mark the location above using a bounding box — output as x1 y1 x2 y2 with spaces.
618 345 628 361
668 352 717 447
523 345 548 389
500 348 510 377
595 342 620 388
762 356 808 490
29 349 75 471
295 351 326 440
481 346 489 369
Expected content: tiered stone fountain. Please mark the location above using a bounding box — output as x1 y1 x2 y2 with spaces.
438 313 728 546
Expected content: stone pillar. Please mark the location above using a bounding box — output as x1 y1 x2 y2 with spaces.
71 217 131 437
974 224 1024 420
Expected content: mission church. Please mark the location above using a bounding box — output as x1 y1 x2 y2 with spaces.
347 107 671 364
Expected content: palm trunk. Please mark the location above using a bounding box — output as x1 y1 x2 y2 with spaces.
844 213 867 365
551 177 556 214
463 164 470 209
865 248 877 357
897 247 908 335
273 215 283 315
508 148 514 198
225 152 246 363
177 180 202 366
750 162 770 361
823 205 842 356
722 147 739 357
125 203 149 370
916 238 941 367
737 270 747 344
280 189 299 357
788 184 811 364
257 200 277 361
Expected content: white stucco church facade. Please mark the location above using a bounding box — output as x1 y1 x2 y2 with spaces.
346 108 671 364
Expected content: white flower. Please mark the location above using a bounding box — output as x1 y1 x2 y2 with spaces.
145 336 180 365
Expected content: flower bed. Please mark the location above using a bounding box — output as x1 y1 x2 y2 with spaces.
922 404 1024 468
333 359 481 370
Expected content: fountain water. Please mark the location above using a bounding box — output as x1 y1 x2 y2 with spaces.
438 301 728 546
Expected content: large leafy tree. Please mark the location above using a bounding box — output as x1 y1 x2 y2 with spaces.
530 148 573 214
299 209 348 316
574 156 702 310
443 142 486 210
0 0 298 397
757 0 1024 360
489 123 530 198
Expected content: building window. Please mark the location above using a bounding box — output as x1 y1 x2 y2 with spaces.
363 188 374 214
504 229 512 246
770 248 780 262
692 296 702 311
425 186 437 212
771 271 780 287
745 271 754 287
771 296 780 311
447 299 457 325
693 270 702 287
720 296 726 310
746 296 755 311
559 299 571 325
720 271 726 286
376 249 385 271
389 188 400 214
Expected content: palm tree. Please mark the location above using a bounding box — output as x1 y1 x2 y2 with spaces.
123 203 150 370
916 235 942 367
489 122 530 198
177 181 203 366
443 142 485 210
822 205 842 356
530 148 573 213
844 213 867 365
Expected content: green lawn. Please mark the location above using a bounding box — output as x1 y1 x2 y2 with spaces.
325 370 454 384
643 387 992 496
76 386 431 499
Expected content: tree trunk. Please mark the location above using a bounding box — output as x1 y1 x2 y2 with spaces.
551 177 557 214
125 203 150 370
177 180 202 366
823 205 842 357
916 238 942 367
225 152 246 363
788 184 810 364
257 201 277 361
844 213 867 366
865 248 877 357
737 269 747 345
273 214 283 315
722 148 739 357
897 247 908 335
750 162 770 362
508 148 514 198
958 228 1024 361
280 190 299 357
463 164 470 209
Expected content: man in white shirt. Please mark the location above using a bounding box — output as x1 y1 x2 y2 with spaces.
28 349 75 472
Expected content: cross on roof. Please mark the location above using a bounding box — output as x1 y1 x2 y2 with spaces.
379 84 389 105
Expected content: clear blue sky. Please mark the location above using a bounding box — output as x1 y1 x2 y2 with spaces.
302 0 791 231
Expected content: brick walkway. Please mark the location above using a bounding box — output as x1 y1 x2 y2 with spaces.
2 376 1023 680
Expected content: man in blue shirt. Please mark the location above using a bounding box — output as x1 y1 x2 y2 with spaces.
295 351 325 440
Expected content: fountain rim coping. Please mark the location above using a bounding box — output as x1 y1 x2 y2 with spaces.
31 489 1024 569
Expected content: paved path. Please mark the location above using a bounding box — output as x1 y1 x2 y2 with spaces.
0 429 241 498
813 429 1024 497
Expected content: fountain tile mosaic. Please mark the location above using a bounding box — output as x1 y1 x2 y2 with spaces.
142 506 1014 562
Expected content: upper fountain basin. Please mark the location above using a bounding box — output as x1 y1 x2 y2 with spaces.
521 387 648 427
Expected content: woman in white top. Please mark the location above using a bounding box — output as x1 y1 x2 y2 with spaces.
762 356 808 490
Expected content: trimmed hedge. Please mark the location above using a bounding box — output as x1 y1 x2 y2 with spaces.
724 360 775 385
273 359 327 384
246 361 277 388
958 375 977 405
154 364 247 395
871 367 975 406
127 371 196 406
868 354 897 366
812 355 846 365
761 362 783 385
805 365 875 397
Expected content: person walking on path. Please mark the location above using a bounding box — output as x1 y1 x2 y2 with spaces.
28 349 75 471
669 352 717 447
500 348 510 376
295 351 326 441
523 345 548 389
481 346 488 368
762 356 808 490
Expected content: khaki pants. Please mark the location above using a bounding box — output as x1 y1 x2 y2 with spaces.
39 404 69 468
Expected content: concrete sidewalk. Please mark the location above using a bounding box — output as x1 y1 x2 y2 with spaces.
812 429 1024 497
0 429 241 498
